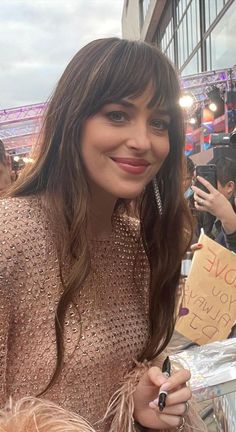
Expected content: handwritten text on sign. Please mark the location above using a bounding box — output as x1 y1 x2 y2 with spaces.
176 234 236 345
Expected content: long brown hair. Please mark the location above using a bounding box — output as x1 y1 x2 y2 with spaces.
9 38 192 391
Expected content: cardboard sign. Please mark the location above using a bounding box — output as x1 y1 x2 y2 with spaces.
176 233 236 345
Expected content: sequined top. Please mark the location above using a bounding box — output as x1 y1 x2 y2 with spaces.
0 196 149 430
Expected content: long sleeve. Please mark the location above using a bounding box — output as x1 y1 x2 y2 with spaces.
224 229 236 253
103 354 207 432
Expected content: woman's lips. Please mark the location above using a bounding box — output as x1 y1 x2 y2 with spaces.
111 157 150 174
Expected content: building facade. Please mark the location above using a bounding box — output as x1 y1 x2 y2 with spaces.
122 0 236 76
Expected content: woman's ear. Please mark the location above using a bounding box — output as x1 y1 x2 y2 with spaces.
227 180 235 198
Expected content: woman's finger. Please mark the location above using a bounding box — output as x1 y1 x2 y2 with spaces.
164 386 192 407
147 366 169 388
193 175 217 194
190 243 203 251
158 369 191 393
151 402 188 416
149 386 192 410
158 413 186 429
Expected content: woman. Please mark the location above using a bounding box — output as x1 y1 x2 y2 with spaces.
193 157 236 252
0 38 204 431
0 140 11 194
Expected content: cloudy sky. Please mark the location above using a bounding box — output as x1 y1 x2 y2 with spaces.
0 0 124 109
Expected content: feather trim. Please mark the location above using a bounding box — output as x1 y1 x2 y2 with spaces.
102 360 149 432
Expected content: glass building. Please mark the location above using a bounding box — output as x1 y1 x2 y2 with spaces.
123 0 236 75
122 0 236 157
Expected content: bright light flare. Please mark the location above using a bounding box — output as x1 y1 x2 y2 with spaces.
23 157 34 164
209 102 217 112
179 95 194 108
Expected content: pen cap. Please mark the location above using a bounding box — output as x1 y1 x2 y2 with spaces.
162 356 171 376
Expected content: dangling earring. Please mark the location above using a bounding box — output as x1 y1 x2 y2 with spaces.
152 177 163 216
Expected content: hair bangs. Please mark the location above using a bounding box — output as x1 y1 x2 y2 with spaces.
85 40 180 119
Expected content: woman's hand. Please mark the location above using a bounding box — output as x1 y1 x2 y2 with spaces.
133 366 191 430
192 176 236 234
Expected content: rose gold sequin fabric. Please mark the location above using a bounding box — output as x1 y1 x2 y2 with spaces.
0 197 149 431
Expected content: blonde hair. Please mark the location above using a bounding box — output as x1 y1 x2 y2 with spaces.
0 397 95 432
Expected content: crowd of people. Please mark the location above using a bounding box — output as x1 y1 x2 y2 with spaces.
184 154 236 253
0 37 235 432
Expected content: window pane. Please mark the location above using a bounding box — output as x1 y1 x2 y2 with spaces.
210 3 236 69
169 40 175 63
196 0 200 42
178 24 183 66
142 0 151 20
205 0 210 31
206 35 212 70
183 15 188 61
181 51 199 76
187 5 193 52
197 48 202 72
209 0 217 26
216 0 224 14
191 0 197 48
179 22 184 66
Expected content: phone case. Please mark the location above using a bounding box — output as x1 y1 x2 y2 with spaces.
195 164 217 193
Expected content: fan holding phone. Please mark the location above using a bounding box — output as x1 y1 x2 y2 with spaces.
192 157 236 252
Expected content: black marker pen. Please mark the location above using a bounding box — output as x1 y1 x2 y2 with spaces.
158 356 171 411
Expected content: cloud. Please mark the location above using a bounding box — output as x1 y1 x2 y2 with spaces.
0 0 124 108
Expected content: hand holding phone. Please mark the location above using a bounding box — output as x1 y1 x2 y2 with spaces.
195 164 217 193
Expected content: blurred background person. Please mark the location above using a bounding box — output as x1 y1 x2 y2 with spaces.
0 140 11 194
183 156 195 200
193 157 236 252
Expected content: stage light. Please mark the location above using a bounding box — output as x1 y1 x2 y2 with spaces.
13 156 20 162
209 102 217 112
179 95 194 108
23 157 34 164
206 86 225 117
189 117 196 124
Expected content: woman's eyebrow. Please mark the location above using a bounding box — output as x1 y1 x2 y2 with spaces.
104 99 135 109
104 100 171 119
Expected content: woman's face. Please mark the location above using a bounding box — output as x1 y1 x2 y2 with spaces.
81 88 170 200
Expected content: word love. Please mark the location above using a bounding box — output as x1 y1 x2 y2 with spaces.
204 247 236 287
176 234 236 344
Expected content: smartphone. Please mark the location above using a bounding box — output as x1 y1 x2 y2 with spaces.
195 164 217 193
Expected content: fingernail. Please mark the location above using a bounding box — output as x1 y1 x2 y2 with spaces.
156 374 167 385
160 382 170 392
149 398 159 408
196 243 203 249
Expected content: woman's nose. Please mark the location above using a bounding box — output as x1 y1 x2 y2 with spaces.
126 124 151 151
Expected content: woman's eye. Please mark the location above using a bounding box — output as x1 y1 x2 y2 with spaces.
106 111 127 122
151 119 169 130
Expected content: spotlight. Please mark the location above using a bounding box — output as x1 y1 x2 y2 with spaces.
179 95 194 108
13 156 20 162
189 117 196 124
22 157 34 164
206 86 224 117
209 102 217 112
